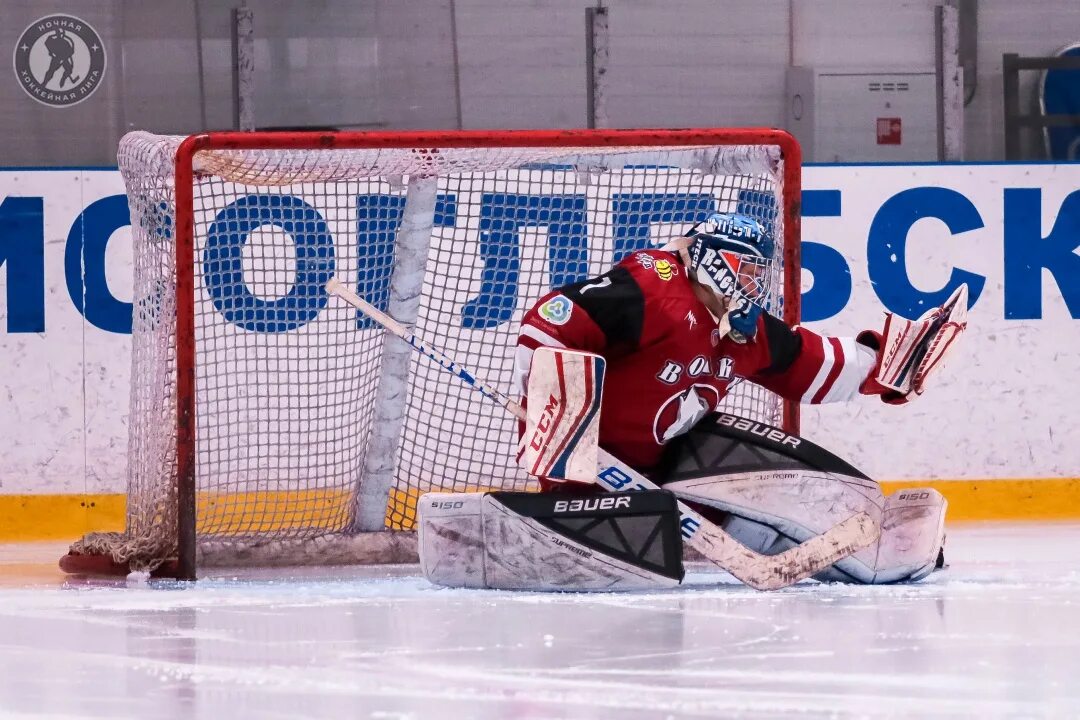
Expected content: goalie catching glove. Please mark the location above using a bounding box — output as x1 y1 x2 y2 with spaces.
859 284 969 404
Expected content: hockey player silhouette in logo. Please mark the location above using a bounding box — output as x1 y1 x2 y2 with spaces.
42 29 79 88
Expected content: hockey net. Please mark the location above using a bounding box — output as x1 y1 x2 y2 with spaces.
64 129 801 577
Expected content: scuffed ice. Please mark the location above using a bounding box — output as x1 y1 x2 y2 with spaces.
0 523 1078 719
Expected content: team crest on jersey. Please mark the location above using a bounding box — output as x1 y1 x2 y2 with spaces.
538 295 573 325
634 253 656 270
653 384 721 444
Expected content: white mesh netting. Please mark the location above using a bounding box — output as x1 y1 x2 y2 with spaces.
70 131 795 572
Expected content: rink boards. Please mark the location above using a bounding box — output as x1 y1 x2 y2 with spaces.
0 162 1078 538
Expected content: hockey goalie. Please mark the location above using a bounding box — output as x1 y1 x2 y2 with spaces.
418 213 967 591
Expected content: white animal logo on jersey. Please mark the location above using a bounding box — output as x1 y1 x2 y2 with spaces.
653 384 721 444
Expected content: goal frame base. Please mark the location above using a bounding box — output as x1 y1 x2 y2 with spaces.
59 531 419 578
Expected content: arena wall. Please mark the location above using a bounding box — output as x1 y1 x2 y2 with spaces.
0 162 1077 539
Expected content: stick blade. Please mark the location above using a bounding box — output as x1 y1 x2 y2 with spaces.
695 511 881 591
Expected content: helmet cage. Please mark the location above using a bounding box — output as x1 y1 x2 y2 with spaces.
689 236 771 315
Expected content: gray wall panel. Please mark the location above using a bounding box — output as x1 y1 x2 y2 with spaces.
0 0 1077 164
968 0 1080 159
792 0 939 67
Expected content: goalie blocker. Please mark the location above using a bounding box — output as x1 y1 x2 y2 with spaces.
418 490 684 591
519 347 604 483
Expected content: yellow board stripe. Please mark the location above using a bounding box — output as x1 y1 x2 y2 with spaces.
2 478 1079 542
197 489 354 534
879 479 1080 522
0 494 126 541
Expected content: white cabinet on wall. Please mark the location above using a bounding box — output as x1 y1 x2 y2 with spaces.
786 67 940 162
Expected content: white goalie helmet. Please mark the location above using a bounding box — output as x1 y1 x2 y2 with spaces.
682 213 774 339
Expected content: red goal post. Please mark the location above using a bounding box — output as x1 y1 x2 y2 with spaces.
63 128 802 579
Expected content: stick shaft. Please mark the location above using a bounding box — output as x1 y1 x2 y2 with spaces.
327 278 523 418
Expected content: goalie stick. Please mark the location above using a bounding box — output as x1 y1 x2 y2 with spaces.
326 278 878 591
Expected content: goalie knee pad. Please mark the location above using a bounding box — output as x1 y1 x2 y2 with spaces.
417 490 684 591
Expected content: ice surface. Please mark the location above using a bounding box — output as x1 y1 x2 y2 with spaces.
1 524 1078 719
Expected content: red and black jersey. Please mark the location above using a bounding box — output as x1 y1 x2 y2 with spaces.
514 249 879 473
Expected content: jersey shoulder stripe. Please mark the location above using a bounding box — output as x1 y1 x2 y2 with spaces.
561 265 646 349
757 313 803 375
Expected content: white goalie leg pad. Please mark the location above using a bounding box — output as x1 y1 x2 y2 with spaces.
664 471 886 582
665 476 947 583
417 491 682 591
520 347 604 483
418 493 489 589
876 488 948 583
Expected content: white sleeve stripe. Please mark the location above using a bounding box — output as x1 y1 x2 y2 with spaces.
801 334 834 403
520 323 568 349
819 338 874 403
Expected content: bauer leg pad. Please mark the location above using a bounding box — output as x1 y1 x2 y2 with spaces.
875 488 948 583
664 471 886 583
666 481 947 584
418 490 683 591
